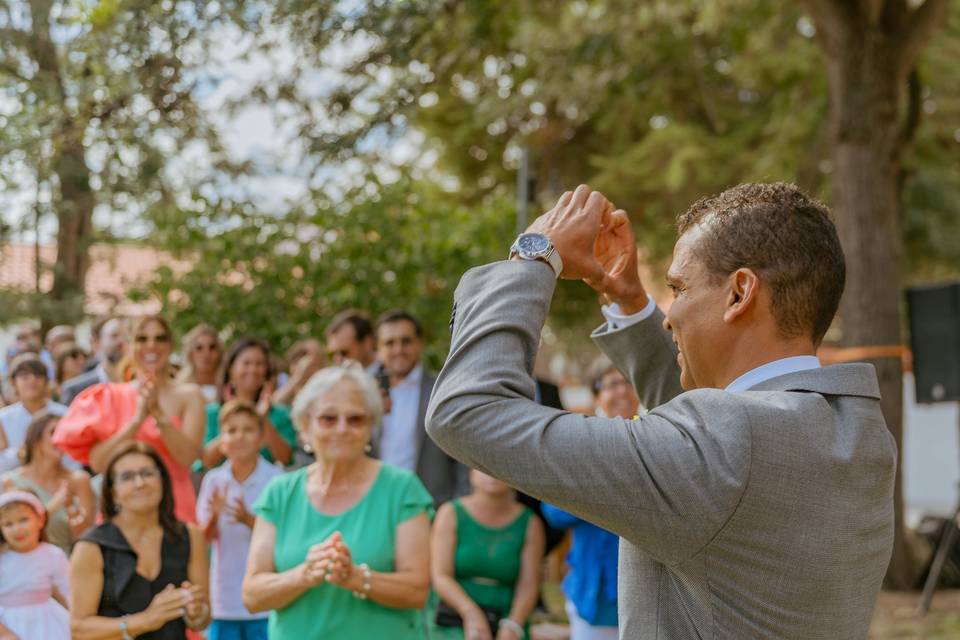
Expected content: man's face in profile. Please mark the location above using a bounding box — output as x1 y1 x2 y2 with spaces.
663 229 730 390
327 324 374 367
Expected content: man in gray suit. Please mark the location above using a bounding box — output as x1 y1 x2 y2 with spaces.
375 309 468 505
426 183 895 639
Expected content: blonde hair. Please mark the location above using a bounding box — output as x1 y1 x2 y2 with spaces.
121 316 176 381
219 399 263 431
176 324 222 384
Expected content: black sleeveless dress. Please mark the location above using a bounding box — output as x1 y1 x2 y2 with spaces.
80 521 191 639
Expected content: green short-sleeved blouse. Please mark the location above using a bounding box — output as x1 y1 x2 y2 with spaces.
202 402 297 467
253 463 434 640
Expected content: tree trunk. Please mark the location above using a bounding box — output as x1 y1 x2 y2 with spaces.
807 0 951 590
824 22 913 589
50 133 94 309
29 0 93 323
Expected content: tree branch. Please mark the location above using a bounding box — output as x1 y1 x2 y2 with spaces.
0 59 29 82
858 0 885 26
798 0 859 56
0 27 32 49
897 0 949 78
899 67 922 147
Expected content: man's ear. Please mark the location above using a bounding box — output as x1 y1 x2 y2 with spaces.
723 268 760 324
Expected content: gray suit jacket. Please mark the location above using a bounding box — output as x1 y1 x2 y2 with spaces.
426 261 896 639
372 369 469 506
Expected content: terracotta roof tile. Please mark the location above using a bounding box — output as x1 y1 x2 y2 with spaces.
0 243 190 316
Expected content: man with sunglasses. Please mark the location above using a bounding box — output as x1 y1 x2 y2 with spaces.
60 318 128 406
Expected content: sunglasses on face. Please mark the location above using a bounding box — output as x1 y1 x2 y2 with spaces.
135 334 170 344
114 467 161 484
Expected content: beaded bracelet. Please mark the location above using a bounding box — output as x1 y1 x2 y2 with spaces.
119 615 133 640
351 563 372 599
498 618 524 638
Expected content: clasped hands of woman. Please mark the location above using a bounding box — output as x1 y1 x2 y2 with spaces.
140 581 208 631
299 531 365 592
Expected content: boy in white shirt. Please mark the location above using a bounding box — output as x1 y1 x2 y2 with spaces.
197 400 282 640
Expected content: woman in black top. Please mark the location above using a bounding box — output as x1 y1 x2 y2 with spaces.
69 442 210 639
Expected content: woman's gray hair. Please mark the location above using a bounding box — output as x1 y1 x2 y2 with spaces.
292 364 384 431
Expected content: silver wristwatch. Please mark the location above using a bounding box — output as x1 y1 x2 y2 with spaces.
509 233 563 277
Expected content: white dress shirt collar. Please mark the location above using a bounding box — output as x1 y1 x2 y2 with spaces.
725 356 821 393
396 363 423 389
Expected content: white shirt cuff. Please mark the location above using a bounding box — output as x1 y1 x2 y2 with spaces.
600 295 657 330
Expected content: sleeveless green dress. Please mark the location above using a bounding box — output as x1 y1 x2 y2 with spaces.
432 500 532 640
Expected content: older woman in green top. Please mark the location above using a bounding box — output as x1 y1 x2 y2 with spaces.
431 469 545 640
242 364 433 639
200 337 296 468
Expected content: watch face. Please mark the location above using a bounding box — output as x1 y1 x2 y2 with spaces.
518 233 550 255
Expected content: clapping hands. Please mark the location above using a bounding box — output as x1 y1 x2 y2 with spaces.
206 486 255 536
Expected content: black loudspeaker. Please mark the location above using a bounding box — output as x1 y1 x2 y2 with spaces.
907 282 960 404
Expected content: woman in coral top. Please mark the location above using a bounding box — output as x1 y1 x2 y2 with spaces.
54 316 206 524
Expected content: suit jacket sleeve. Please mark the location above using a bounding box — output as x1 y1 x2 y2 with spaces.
426 260 751 564
591 307 685 410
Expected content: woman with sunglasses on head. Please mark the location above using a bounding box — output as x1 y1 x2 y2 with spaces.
175 325 223 404
54 316 206 524
69 442 210 639
199 338 296 470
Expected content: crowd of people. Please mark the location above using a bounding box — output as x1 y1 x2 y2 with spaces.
0 309 630 640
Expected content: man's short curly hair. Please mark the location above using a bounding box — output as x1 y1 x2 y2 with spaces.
677 182 845 345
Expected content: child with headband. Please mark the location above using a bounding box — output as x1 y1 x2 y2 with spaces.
0 490 70 639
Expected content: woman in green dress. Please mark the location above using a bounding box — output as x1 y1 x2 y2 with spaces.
431 469 545 640
199 337 297 468
242 364 433 639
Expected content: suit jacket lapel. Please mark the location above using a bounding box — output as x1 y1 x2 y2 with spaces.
414 370 436 469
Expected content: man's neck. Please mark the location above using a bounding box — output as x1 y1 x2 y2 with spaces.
391 362 421 387
21 397 46 414
97 360 114 382
716 337 817 389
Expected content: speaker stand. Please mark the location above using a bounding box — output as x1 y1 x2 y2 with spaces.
918 407 960 615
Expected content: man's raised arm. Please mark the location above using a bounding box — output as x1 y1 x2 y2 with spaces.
425 187 747 561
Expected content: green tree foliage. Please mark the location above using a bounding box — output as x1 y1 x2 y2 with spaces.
131 176 514 368
904 6 960 282
0 0 252 324
127 0 959 371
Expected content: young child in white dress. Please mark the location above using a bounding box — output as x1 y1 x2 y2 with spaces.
0 490 70 640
